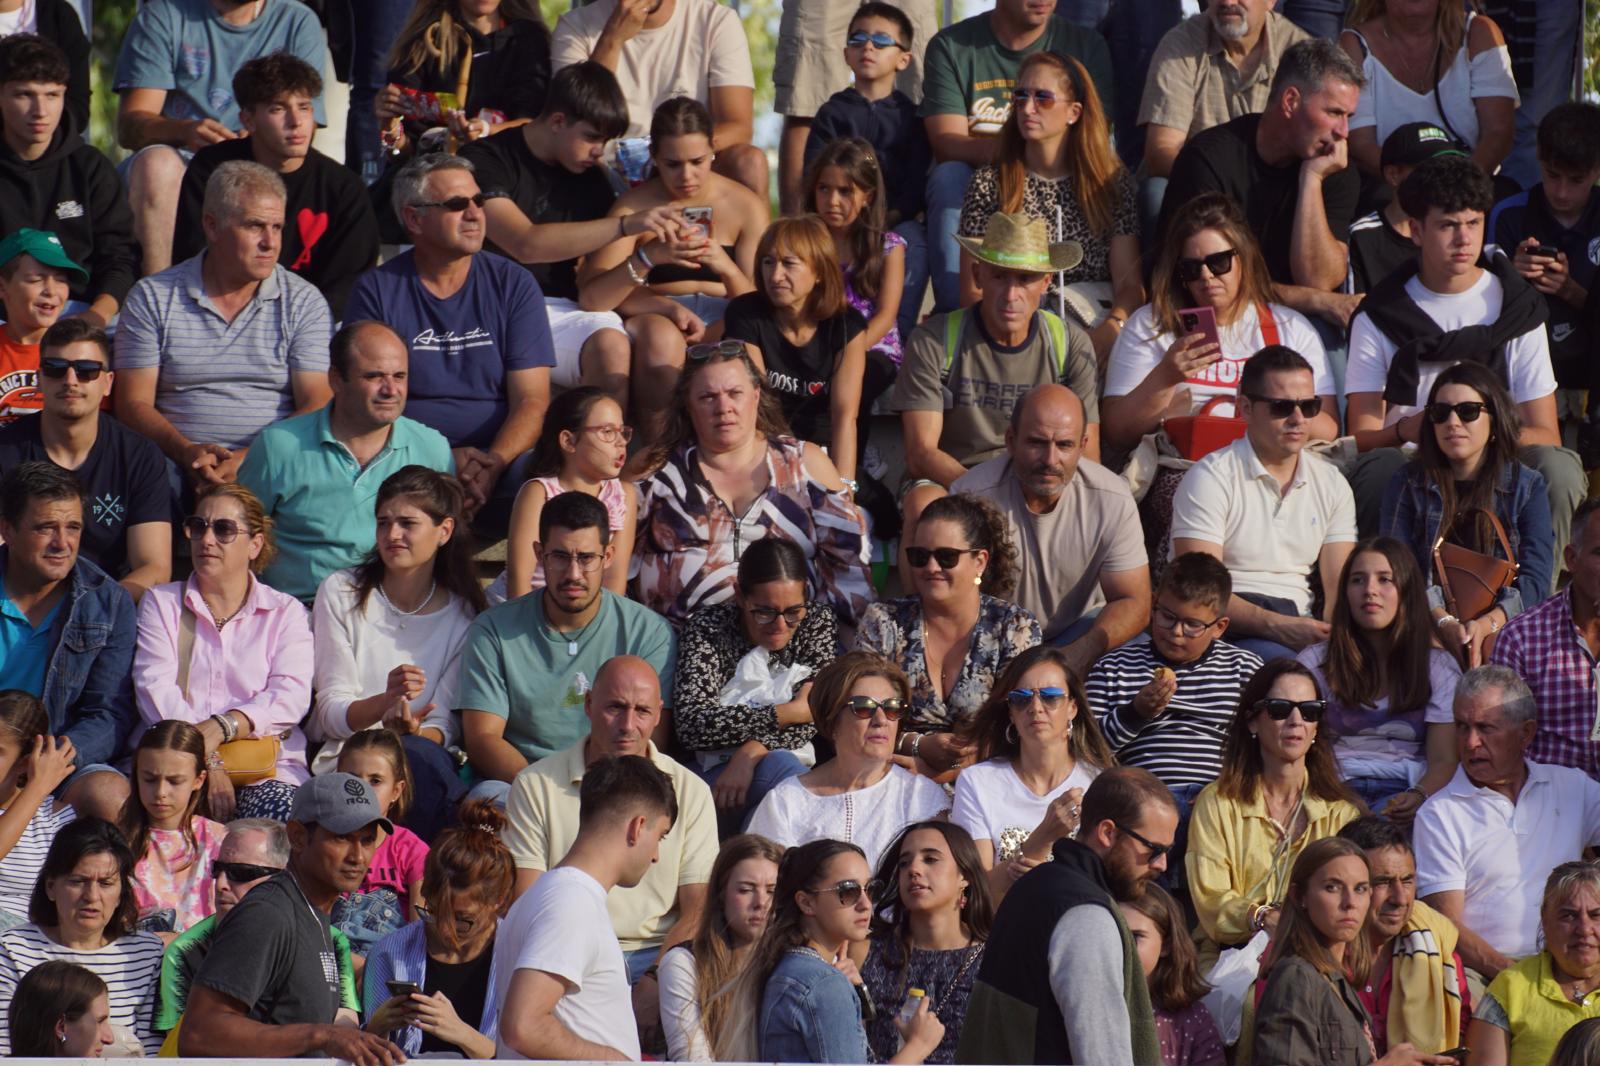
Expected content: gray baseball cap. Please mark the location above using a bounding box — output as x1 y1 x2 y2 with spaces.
290 772 394 835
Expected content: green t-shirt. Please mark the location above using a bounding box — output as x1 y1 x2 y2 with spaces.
454 589 678 763
919 14 1115 137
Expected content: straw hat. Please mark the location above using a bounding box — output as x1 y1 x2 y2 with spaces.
955 212 1083 274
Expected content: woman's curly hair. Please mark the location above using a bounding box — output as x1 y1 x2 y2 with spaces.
917 493 1019 598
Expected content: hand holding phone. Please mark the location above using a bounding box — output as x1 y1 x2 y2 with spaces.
683 206 713 241
386 980 421 999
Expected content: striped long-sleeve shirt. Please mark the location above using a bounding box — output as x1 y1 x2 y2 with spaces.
1085 640 1263 788
0 922 165 1054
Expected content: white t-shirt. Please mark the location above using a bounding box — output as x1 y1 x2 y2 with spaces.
950 758 1100 862
551 0 755 139
1104 302 1335 407
1297 645 1460 781
491 866 640 1061
1345 268 1556 424
0 800 71 921
745 764 948 868
1414 759 1600 958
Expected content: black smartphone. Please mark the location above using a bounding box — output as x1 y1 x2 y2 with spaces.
1531 244 1561 259
1441 1047 1469 1062
386 980 421 998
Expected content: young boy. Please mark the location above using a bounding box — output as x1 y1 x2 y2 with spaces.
0 228 80 424
1490 102 1600 403
1085 551 1262 815
1348 122 1466 294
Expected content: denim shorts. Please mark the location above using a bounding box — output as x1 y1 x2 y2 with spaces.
333 887 407 956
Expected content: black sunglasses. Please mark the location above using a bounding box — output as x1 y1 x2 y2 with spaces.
687 340 746 362
1254 698 1326 722
1114 823 1173 864
844 695 906 720
1426 401 1487 424
40 357 107 381
413 192 487 212
182 516 245 543
1175 249 1238 283
905 546 981 569
810 878 883 907
1245 395 1323 419
213 861 280 882
846 30 905 49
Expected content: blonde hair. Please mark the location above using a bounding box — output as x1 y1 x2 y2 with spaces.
196 482 277 574
1349 0 1477 61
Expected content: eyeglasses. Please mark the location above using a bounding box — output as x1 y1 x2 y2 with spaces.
1245 395 1323 419
415 903 476 930
182 516 245 543
40 357 107 381
1426 401 1487 424
542 549 604 572
1254 698 1326 722
687 340 747 362
844 695 906 720
809 878 883 907
213 861 280 882
1175 249 1238 283
1007 686 1068 710
1114 823 1174 864
412 192 487 212
1011 88 1059 109
1153 604 1221 638
748 604 807 627
581 423 634 444
905 546 981 569
846 30 905 50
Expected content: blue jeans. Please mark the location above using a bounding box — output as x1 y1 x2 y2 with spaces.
333 887 408 956
1103 0 1185 170
1276 0 1347 40
893 218 929 343
623 946 657 985
1502 0 1582 191
1347 775 1408 815
1138 176 1168 258
926 161 974 313
465 778 511 809
696 749 807 837
334 0 414 184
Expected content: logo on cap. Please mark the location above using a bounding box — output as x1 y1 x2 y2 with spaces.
343 779 365 798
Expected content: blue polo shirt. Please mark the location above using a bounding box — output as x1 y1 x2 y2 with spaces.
0 580 63 695
237 404 454 604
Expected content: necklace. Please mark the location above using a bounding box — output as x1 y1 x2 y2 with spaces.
1381 19 1439 89
543 611 597 657
378 578 437 617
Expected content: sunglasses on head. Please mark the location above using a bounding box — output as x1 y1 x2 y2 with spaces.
1245 395 1323 419
687 339 746 362
413 192 487 212
213 861 280 882
1175 249 1238 283
811 878 883 907
844 695 906 720
1011 88 1059 109
1426 401 1487 424
182 516 245 543
1254 698 1326 722
846 30 905 49
905 546 980 569
1007 686 1067 710
40 357 107 381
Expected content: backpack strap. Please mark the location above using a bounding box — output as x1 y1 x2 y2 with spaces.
1039 310 1068 376
941 309 968 382
175 600 197 700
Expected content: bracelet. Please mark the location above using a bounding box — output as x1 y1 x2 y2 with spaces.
634 244 655 270
617 215 627 241
907 732 923 760
841 478 859 494
1400 786 1427 801
211 712 236 743
624 255 648 286
206 751 225 770
1437 613 1458 628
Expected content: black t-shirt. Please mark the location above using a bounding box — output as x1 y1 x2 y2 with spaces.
419 941 495 1056
1158 113 1360 285
389 19 551 136
191 873 342 1027
0 413 174 577
722 292 867 436
1348 210 1418 294
459 128 616 301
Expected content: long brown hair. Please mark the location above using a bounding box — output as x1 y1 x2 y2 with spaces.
387 0 546 80
995 53 1123 236
7 961 108 1056
756 216 848 323
1412 362 1524 556
868 821 994 986
1215 661 1359 807
965 645 1116 769
353 466 487 615
1149 192 1276 336
119 721 210 872
1322 537 1437 715
803 137 888 303
1123 883 1210 1013
689 834 786 1053
420 799 515 953
1260 837 1374 981
640 348 792 476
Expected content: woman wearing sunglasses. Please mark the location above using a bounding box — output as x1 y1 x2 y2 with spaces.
719 838 945 1064
746 653 946 869
954 52 1142 363
950 645 1114 900
674 539 839 835
854 494 1040 776
1186 660 1362 967
1380 363 1555 668
131 483 312 822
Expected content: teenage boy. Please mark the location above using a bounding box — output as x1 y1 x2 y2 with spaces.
0 229 79 423
1086 551 1263 816
1348 122 1466 294
1346 153 1585 555
1491 102 1600 409
173 54 379 319
0 35 138 328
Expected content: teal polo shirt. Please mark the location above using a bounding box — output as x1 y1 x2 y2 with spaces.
0 579 63 695
238 404 454 603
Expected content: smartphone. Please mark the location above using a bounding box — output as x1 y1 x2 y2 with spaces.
386 980 421 999
1441 1048 1469 1063
683 205 713 240
1178 305 1221 350
1531 243 1561 259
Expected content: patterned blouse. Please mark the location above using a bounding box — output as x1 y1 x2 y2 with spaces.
861 936 986 1065
844 230 908 364
635 435 874 627
672 600 839 754
852 594 1041 730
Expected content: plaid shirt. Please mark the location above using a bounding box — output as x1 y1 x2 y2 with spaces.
1490 587 1600 778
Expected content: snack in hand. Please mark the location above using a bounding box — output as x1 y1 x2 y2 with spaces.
1152 667 1176 686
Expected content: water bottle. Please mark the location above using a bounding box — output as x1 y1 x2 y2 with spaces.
895 988 927 1050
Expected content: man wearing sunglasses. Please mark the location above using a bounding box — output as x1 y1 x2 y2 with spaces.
1171 345 1356 663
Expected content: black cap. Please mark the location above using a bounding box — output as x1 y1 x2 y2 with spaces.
1380 122 1467 169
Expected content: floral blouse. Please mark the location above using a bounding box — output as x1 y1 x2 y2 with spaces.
852 594 1041 729
672 600 838 755
635 435 873 627
844 230 908 364
861 936 986 1065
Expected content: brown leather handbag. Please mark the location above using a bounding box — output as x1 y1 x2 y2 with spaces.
1432 508 1519 625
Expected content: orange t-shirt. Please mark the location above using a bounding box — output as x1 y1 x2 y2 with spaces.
0 338 43 424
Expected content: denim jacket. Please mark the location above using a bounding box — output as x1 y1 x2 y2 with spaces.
759 948 873 1064
14 548 138 768
1379 461 1555 621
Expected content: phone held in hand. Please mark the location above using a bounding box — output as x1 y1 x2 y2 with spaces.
683 206 713 240
387 980 421 999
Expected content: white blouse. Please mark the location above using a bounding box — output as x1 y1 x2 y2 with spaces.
658 944 712 1062
1349 16 1518 149
745 764 948 868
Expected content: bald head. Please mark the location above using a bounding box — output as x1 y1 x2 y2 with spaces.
1006 384 1086 507
328 320 409 433
585 656 663 758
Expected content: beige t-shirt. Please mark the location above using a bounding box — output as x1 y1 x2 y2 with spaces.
551 0 756 139
1137 11 1310 139
504 740 718 951
953 456 1147 641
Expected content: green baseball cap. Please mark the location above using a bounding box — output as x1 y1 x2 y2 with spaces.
0 228 87 282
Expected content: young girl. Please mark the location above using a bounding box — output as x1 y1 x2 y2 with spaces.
334 729 429 955
488 387 636 604
0 692 76 927
806 137 909 365
119 722 224 937
1121 884 1225 1066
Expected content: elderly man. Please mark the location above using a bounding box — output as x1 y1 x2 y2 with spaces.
113 160 334 490
1157 38 1364 327
346 154 554 521
952 383 1148 673
503 654 715 1047
1415 665 1600 987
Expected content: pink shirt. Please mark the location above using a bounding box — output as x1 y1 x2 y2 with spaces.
361 826 429 918
132 817 226 932
131 576 315 783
